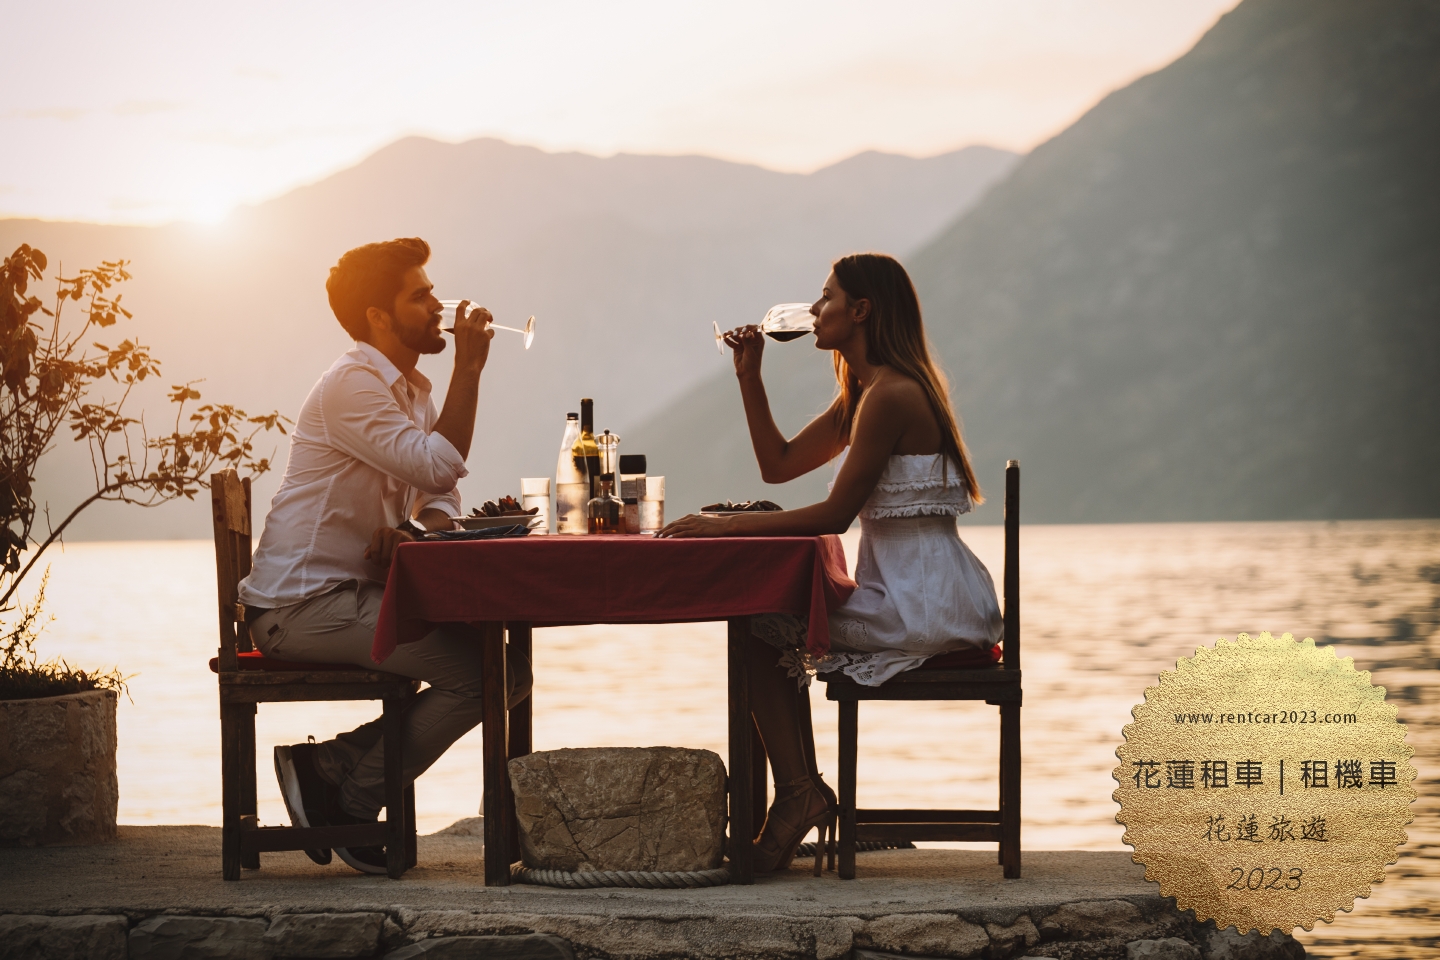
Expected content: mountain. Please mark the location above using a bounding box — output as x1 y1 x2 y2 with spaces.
632 0 1440 522
0 140 1018 539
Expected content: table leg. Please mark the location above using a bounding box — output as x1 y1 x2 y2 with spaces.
505 622 534 862
728 616 754 884
481 621 512 886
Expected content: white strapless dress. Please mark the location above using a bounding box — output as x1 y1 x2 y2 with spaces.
822 452 1003 685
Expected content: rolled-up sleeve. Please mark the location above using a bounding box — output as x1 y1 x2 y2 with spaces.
415 485 462 521
320 366 469 495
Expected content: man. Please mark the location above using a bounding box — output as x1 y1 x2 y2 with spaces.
238 237 530 874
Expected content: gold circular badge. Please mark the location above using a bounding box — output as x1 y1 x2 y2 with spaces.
1113 632 1415 935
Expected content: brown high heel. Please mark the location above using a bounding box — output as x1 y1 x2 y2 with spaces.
755 775 836 873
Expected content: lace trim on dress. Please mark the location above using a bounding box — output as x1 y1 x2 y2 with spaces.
863 499 972 519
873 475 966 493
751 613 917 687
818 650 892 685
751 614 816 689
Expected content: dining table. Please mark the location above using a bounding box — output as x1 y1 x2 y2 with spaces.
371 532 857 885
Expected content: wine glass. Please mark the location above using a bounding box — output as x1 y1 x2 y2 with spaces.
713 302 815 355
437 300 536 349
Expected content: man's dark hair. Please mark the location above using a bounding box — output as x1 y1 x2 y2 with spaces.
325 238 431 341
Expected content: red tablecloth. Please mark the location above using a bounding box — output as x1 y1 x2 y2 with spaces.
371 535 857 664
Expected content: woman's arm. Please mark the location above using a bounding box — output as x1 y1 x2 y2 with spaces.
727 326 846 483
661 377 914 538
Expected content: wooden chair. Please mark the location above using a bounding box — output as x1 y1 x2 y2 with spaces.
210 469 419 880
820 460 1022 879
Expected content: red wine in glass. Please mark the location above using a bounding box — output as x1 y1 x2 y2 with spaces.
713 303 815 354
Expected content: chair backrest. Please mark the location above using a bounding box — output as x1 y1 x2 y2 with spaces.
211 469 254 671
1002 460 1019 671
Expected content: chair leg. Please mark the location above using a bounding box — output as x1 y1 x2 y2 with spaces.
997 705 1006 866
382 695 407 879
405 783 418 869
220 702 242 881
838 700 858 880
239 703 260 870
1000 701 1022 879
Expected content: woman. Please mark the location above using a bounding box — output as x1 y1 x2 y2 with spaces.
661 253 1002 872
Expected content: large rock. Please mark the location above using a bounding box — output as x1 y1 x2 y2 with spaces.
265 913 385 957
985 915 1040 955
1129 939 1203 960
1040 899 1157 942
129 915 270 960
0 914 127 960
855 914 990 959
508 747 726 872
1201 927 1305 960
385 935 575 959
0 689 118 845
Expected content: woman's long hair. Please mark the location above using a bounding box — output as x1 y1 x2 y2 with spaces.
830 252 983 503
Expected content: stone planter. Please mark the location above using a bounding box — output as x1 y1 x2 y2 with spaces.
0 688 118 845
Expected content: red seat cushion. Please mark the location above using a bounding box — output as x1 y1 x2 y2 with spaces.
208 651 362 674
920 645 1003 670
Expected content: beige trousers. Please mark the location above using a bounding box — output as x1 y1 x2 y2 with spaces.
251 580 531 820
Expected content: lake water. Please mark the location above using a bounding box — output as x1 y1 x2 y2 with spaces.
27 520 1438 958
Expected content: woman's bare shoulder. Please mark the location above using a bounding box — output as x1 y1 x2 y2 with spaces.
860 371 931 410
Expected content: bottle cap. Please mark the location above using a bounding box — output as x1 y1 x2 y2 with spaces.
600 472 615 483
619 454 646 474
567 412 578 419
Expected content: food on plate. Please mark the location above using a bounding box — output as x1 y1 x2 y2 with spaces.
470 495 540 518
699 499 783 513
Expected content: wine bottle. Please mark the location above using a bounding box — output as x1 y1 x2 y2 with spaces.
573 398 601 501
555 412 588 535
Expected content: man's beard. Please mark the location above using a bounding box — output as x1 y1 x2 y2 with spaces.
396 316 447 355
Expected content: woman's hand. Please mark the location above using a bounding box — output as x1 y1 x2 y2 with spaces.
657 513 734 538
722 324 765 380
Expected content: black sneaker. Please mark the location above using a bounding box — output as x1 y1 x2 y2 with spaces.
323 783 388 875
274 743 332 866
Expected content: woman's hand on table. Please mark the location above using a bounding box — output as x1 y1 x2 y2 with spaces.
721 324 765 380
657 513 735 538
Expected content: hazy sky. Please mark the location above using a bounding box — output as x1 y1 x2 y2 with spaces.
3 1 1238 225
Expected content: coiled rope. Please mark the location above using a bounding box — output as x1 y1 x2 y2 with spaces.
511 840 916 889
796 839 915 858
512 865 733 888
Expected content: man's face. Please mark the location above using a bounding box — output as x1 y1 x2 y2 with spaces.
384 266 445 355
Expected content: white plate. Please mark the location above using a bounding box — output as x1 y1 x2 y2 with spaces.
451 514 541 530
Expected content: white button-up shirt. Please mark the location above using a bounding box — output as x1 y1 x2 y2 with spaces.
239 342 466 608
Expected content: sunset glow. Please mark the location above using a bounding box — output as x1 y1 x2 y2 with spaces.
2 0 1238 224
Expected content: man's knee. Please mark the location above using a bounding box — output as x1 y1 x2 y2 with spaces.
409 625 531 708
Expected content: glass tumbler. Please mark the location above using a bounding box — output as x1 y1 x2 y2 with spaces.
639 475 665 535
521 477 552 535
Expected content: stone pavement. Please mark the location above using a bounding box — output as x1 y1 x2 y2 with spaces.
0 825 1304 959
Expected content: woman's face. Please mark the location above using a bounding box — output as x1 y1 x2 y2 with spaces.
810 271 867 352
